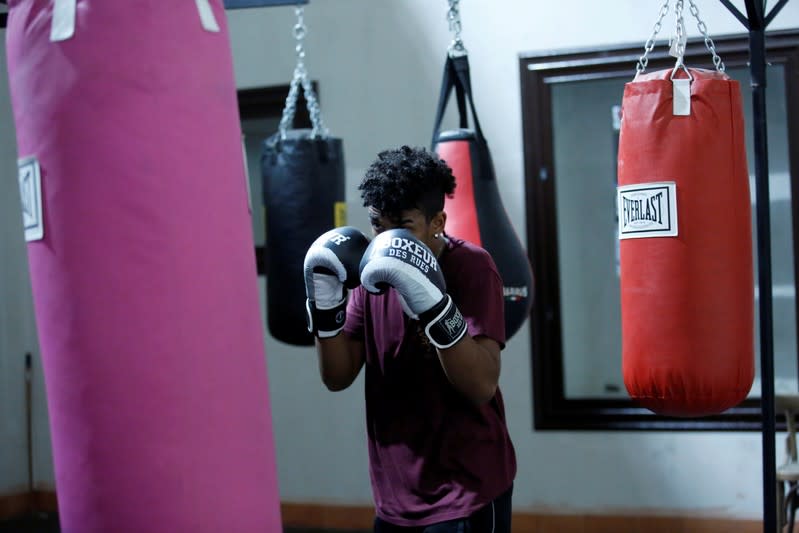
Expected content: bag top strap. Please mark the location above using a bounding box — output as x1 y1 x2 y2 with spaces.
431 56 467 138
431 54 485 148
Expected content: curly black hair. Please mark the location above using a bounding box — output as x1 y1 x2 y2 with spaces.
358 145 456 221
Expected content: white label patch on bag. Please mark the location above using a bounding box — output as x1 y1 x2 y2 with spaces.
617 182 678 239
18 157 44 242
195 0 221 32
50 0 76 42
673 79 691 116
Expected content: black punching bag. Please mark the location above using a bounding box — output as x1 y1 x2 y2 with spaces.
432 54 533 341
261 81 346 346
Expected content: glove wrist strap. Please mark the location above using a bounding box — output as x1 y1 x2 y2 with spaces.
306 298 348 338
421 294 468 349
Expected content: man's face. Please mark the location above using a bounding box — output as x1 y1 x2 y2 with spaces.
368 206 438 251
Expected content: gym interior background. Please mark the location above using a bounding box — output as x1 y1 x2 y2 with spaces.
3 1 799 531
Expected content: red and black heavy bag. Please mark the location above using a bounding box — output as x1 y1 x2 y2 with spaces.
431 55 534 341
617 67 754 417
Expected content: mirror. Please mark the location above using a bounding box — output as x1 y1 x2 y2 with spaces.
521 30 799 430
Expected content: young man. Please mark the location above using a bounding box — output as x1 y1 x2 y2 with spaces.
303 145 516 532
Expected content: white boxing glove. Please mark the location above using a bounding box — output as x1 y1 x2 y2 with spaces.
359 229 467 349
303 226 370 338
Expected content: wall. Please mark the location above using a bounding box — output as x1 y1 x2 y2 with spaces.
0 37 53 496
226 0 799 518
0 29 27 495
2 0 799 521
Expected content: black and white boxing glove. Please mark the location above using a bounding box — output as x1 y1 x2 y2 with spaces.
359 228 467 349
303 226 370 338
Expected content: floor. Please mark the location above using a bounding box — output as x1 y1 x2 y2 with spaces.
0 514 368 533
0 514 59 533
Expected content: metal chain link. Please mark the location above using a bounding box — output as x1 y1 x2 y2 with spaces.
447 0 467 58
279 6 328 140
636 0 670 74
688 0 725 71
673 0 687 64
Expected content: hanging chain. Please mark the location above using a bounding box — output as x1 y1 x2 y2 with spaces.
447 0 467 58
669 0 695 80
672 0 687 65
636 0 726 76
278 7 305 137
636 0 670 74
688 0 725 71
279 5 327 140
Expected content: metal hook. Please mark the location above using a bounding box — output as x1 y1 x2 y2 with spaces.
670 58 694 82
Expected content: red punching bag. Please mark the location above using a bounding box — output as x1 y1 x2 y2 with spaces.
432 54 534 341
618 65 754 417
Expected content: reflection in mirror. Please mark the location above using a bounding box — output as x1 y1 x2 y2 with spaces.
551 77 626 399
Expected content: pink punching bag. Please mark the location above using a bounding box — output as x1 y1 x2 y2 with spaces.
432 55 534 340
618 65 754 417
6 1 281 531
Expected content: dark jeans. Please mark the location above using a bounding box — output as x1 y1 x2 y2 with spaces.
373 485 513 533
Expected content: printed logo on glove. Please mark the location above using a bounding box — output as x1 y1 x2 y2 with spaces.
443 309 465 337
360 228 467 349
369 234 440 274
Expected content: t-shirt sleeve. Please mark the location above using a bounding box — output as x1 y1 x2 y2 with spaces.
343 286 365 340
451 249 507 349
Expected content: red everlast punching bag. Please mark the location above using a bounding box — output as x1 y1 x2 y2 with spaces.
432 54 534 341
618 49 754 415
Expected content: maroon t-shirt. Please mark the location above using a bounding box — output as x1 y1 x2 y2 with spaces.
344 235 517 527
